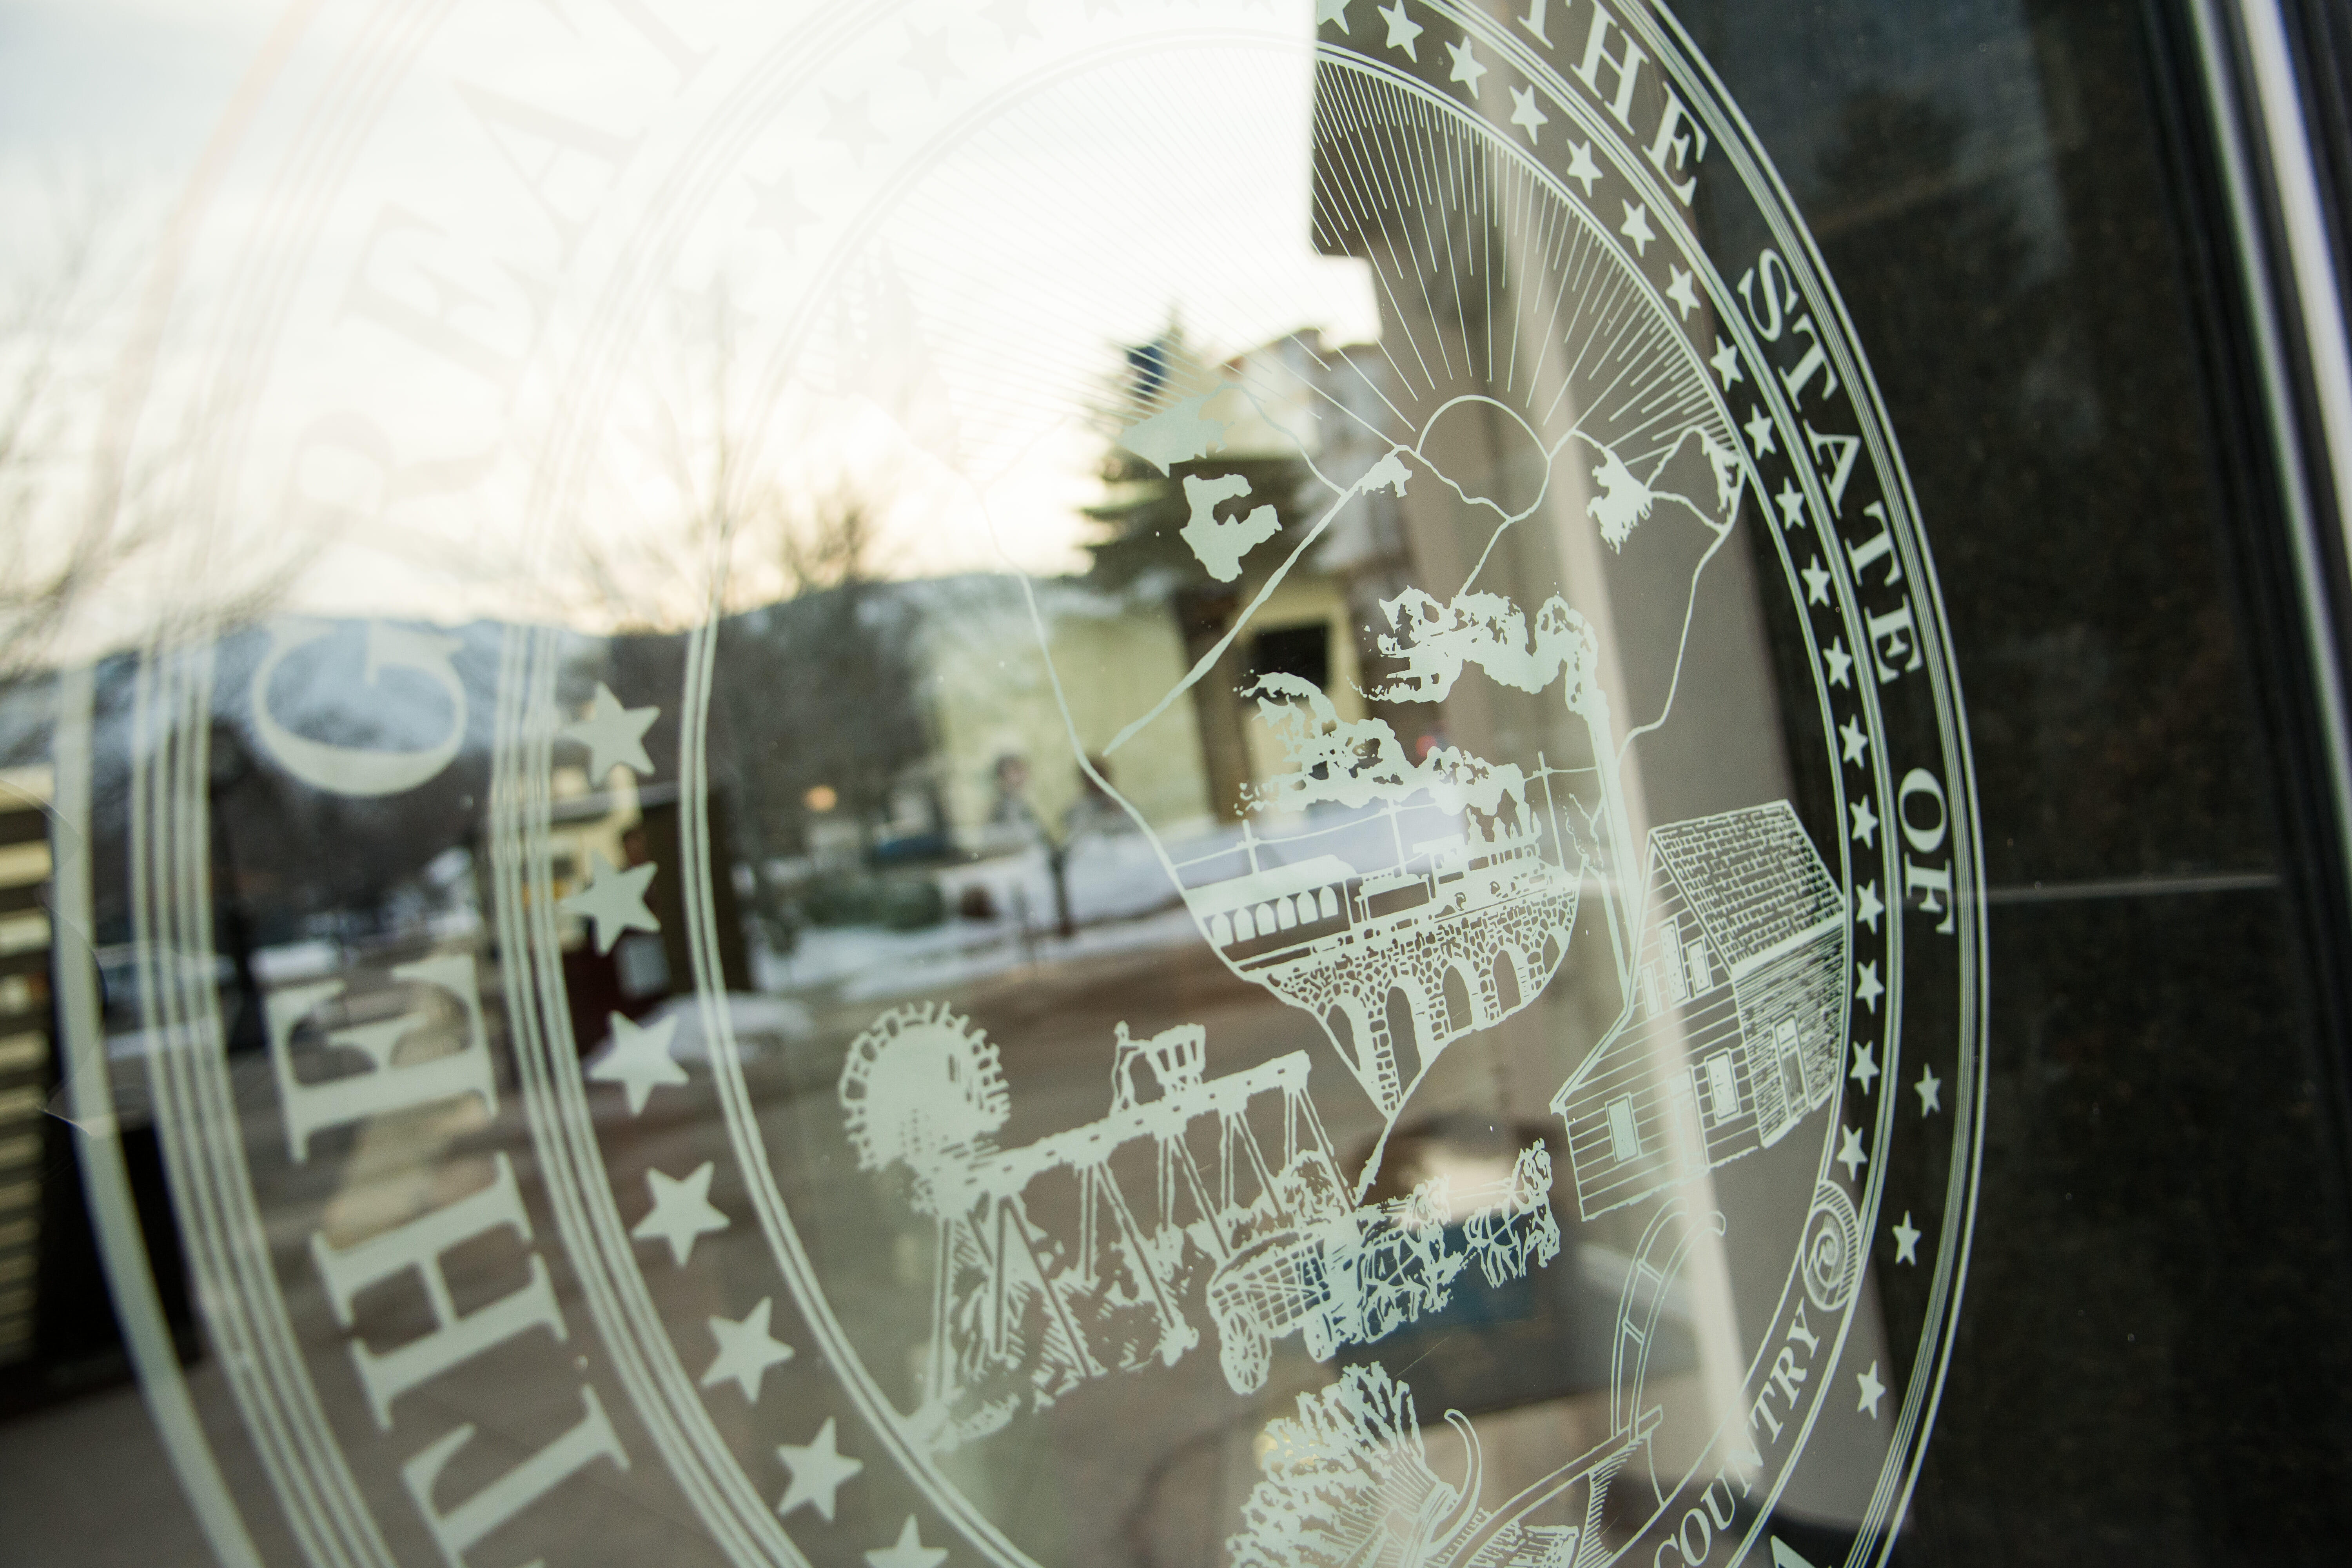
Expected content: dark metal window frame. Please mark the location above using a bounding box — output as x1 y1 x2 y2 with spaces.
2172 0 2352 1186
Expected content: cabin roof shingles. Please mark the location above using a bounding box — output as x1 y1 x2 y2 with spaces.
1650 801 1841 969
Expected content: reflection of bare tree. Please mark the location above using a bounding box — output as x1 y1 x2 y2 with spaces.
560 292 935 944
0 198 280 678
712 500 931 859
542 291 906 634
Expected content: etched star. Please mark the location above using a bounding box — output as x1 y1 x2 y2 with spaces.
1619 200 1655 255
1564 139 1602 196
1855 959 1885 1013
1823 635 1854 687
902 24 964 95
1378 0 1422 58
1915 1063 1943 1117
1891 1212 1922 1266
1840 714 1870 767
822 91 886 165
748 173 818 252
589 1009 686 1116
1849 1040 1880 1093
1446 36 1487 95
1744 404 1776 456
1710 335 1743 387
702 1297 795 1403
777 1417 863 1523
1854 879 1884 933
1776 477 1806 530
1850 797 1879 846
671 274 735 337
563 683 657 781
1837 1123 1869 1180
560 852 659 955
1856 1360 1887 1419
1664 264 1699 318
633 1162 729 1267
1509 85 1548 143
867 1517 947 1568
1315 0 1352 30
985 0 1041 46
1802 557 1832 605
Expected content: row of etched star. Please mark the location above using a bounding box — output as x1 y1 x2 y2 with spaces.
1324 0 1674 273
1774 543 1949 1291
742 0 1102 254
1320 0 1935 1431
1806 526 1949 1281
791 0 1144 180
785 1419 949 1568
623 1142 903 1541
558 682 665 956
557 685 928 1560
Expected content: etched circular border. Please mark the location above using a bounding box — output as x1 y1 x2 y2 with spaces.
67 4 1992 1567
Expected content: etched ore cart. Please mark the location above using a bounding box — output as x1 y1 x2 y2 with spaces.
1203 1142 1561 1395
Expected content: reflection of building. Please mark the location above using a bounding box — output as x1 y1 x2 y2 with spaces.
1087 326 1401 824
1552 802 1846 1219
1 767 198 1406
914 575 1219 847
0 771 52 1373
542 771 752 1040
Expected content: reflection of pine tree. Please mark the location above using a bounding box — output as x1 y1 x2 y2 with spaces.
1082 323 1325 817
1082 324 1318 591
1085 448 1314 591
1228 1364 1450 1568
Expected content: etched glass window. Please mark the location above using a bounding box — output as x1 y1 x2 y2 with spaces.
4 2 2352 1566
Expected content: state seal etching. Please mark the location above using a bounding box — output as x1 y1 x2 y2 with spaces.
58 4 1985 1568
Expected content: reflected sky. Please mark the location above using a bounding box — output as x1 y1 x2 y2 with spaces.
0 0 1392 637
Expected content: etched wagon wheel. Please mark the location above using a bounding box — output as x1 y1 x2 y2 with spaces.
837 1002 1011 1178
1217 1307 1272 1395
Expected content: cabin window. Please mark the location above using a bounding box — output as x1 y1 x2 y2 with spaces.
1659 920 1687 1003
1774 1017 1806 1108
1704 1051 1741 1126
1606 1096 1641 1163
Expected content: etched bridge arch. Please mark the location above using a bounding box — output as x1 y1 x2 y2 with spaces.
1183 814 1581 1116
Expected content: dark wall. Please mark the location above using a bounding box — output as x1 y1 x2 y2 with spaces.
1687 1 2352 1558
